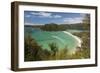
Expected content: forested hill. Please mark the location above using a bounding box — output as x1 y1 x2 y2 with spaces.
25 23 90 31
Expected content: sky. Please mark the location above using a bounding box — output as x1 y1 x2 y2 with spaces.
24 11 87 25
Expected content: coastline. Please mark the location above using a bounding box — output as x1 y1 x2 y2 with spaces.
63 31 82 47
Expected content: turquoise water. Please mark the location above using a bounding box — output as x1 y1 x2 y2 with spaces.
25 27 80 52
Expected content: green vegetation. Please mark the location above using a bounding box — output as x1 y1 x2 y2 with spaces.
24 14 90 61
73 32 90 58
25 23 90 31
24 35 42 61
24 31 90 61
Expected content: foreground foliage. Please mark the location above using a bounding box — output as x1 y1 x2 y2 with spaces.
24 31 90 61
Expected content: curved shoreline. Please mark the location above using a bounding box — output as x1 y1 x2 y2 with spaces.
52 35 65 44
63 31 82 47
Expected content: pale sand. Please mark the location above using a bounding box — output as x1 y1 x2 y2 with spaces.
63 31 82 47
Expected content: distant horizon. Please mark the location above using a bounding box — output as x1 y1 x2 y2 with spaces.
24 22 83 26
24 11 88 25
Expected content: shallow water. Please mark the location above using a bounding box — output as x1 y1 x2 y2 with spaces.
24 27 81 52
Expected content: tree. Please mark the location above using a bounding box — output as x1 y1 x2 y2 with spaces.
82 14 90 24
41 23 58 31
82 14 90 30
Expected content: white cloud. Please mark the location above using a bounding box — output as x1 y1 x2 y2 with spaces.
80 13 86 17
25 23 33 25
40 12 52 18
30 12 62 18
31 12 39 15
63 17 83 24
25 15 31 18
53 15 62 18
25 22 43 25
31 12 52 18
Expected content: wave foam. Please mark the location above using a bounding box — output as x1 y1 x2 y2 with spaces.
63 31 82 47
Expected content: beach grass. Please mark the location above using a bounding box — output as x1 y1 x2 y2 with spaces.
24 31 90 61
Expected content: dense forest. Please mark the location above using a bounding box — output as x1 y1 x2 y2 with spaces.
25 23 90 31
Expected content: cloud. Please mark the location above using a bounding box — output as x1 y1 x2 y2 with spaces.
31 12 39 15
31 12 52 18
53 15 62 18
25 23 33 25
63 17 83 24
25 15 31 18
25 22 43 25
40 12 52 18
30 12 62 18
80 13 86 17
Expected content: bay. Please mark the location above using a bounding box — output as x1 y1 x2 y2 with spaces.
24 27 82 53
